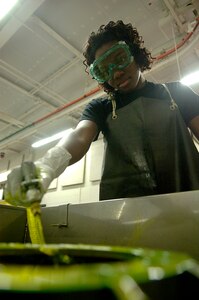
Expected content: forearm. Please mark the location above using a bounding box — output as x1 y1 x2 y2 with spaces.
189 115 199 141
57 120 98 165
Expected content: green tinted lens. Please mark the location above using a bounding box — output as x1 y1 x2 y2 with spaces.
92 64 110 83
90 42 133 83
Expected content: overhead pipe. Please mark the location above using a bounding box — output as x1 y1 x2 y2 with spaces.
0 86 103 148
150 28 199 73
33 86 101 124
155 17 199 61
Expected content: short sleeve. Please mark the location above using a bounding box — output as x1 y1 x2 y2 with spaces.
167 82 199 124
80 97 109 133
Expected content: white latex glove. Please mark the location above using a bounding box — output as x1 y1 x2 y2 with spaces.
4 145 71 207
35 145 72 191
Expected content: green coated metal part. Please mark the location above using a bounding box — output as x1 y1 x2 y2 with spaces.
0 243 199 299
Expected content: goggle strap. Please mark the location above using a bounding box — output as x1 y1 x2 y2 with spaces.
109 93 118 119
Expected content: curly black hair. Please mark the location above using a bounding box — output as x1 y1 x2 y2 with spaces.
83 20 154 93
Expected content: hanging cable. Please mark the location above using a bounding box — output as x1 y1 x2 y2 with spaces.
171 22 182 80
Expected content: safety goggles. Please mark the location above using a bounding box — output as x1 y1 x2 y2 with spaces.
90 41 134 84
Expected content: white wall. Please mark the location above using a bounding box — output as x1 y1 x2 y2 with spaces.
0 138 105 206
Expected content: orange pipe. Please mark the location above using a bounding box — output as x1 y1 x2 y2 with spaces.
33 86 101 125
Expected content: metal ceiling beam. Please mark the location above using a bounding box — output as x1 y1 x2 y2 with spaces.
0 0 46 49
31 16 84 60
0 76 56 109
0 60 67 105
29 57 80 97
0 111 24 127
163 0 186 33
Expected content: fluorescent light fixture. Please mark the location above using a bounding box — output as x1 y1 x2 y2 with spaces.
32 128 73 148
0 170 11 183
180 70 199 86
0 0 18 21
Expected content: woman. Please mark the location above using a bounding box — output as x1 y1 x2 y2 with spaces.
5 20 199 204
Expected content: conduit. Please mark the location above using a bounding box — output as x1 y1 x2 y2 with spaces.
0 18 198 148
33 86 101 124
0 86 102 146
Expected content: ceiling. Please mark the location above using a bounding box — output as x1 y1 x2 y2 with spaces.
0 0 199 169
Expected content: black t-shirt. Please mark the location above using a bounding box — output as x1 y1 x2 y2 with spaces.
80 81 199 137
